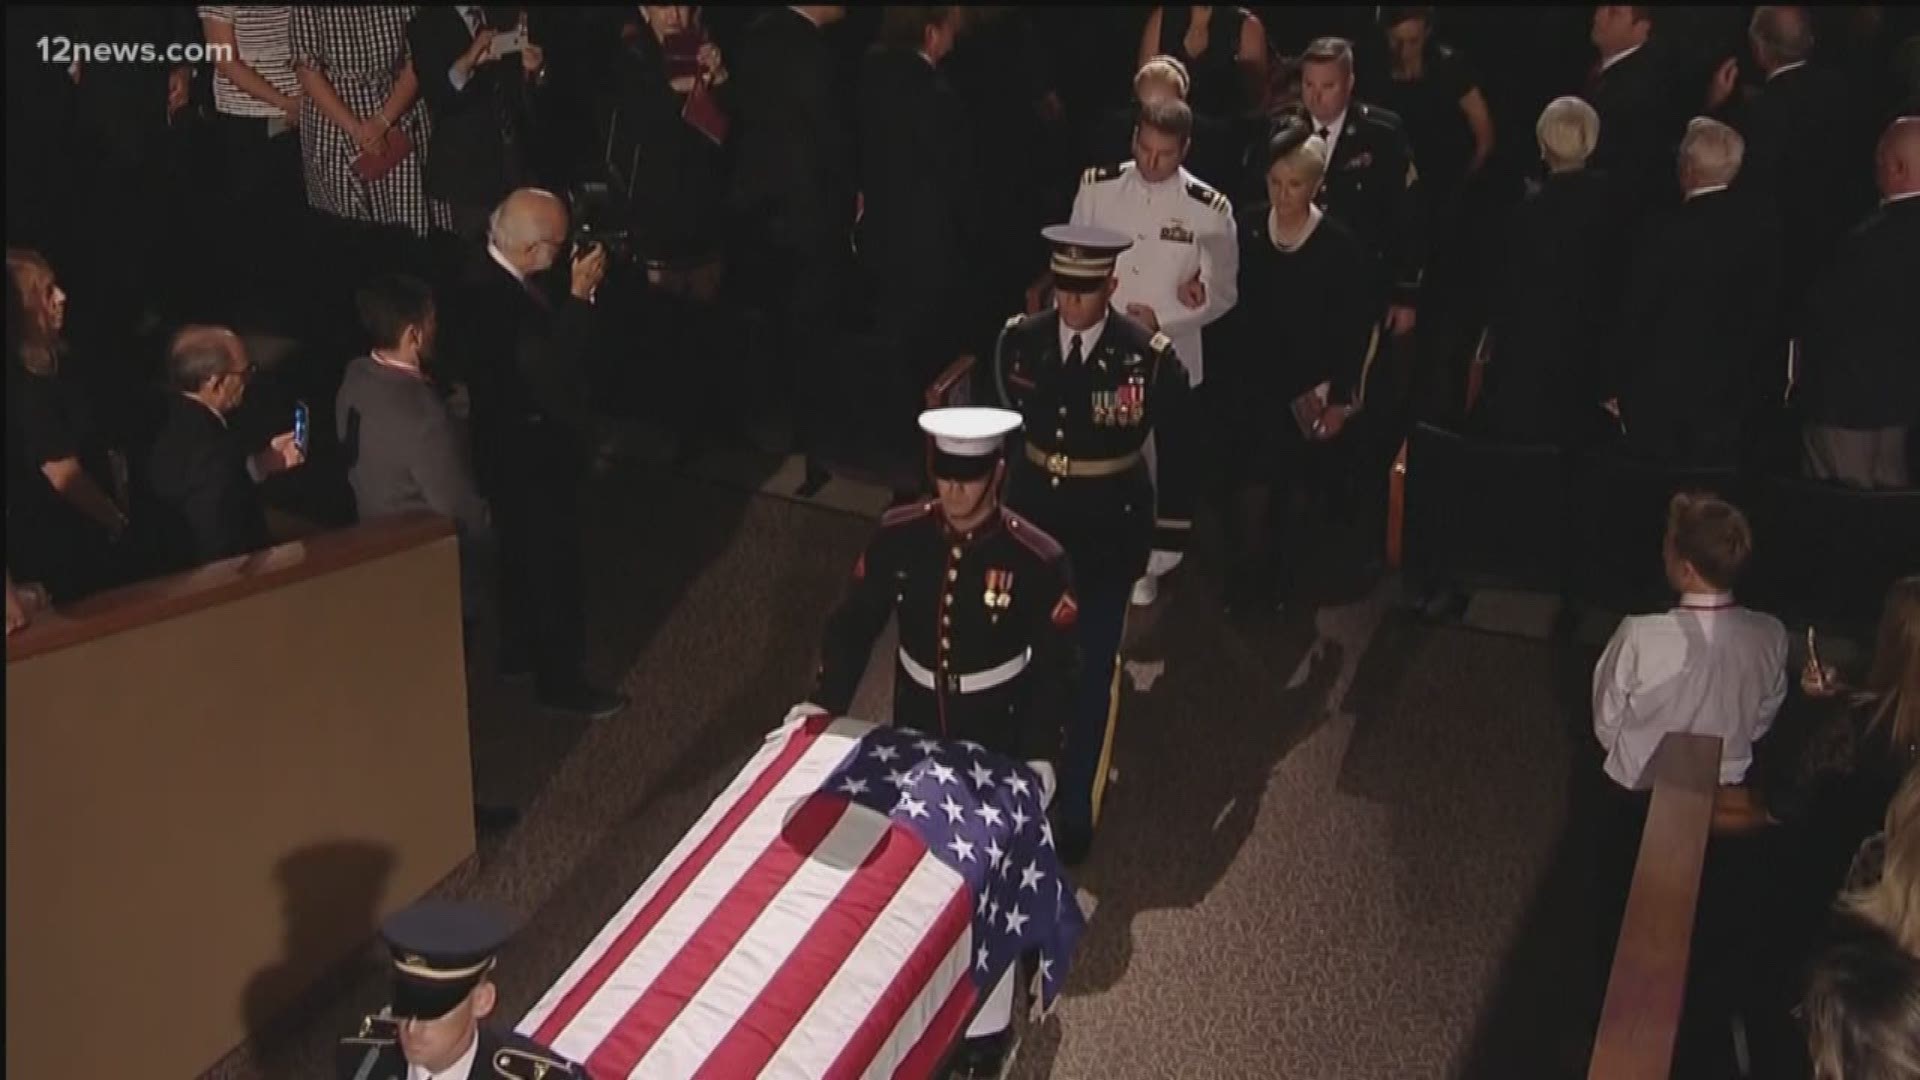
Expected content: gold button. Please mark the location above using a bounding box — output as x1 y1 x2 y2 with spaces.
941 637 951 650
942 615 951 627
1057 407 1067 417
1055 430 1065 439
1050 477 1061 488
947 569 957 582
950 547 962 559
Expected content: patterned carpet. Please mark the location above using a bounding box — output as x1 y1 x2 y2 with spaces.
208 457 1604 1080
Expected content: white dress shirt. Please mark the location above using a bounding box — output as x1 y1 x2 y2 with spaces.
1592 592 1788 789
1311 109 1349 161
1057 315 1107 362
1685 182 1731 201
1070 162 1237 385
1599 43 1643 75
408 1032 479 1080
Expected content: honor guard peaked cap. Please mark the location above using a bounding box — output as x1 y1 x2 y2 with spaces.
1042 224 1131 293
920 407 1022 480
381 900 513 1020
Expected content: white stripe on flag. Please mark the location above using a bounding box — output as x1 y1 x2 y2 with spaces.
761 857 970 1078
516 726 808 1037
625 799 900 1078
532 727 861 1057
862 933 973 1080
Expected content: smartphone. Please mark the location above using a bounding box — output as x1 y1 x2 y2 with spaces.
490 27 528 58
293 400 309 454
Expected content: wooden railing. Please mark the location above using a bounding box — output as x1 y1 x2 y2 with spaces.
1588 732 1724 1080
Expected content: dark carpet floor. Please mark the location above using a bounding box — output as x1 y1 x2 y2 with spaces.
207 455 1609 1080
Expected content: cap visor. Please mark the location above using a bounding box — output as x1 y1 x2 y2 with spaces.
391 975 478 1021
1052 274 1106 294
930 449 999 480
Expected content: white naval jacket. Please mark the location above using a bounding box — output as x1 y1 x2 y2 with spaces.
1070 161 1238 387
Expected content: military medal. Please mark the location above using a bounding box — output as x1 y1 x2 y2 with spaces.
983 569 1014 619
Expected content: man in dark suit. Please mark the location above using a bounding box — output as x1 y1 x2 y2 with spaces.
858 6 971 468
1290 35 1422 567
1584 6 1675 222
1713 7 1859 329
408 5 546 243
446 188 627 719
145 327 304 572
1798 116 1920 489
1617 119 1784 467
730 5 853 494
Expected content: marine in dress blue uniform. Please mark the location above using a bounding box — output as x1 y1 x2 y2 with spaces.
993 224 1194 866
338 900 588 1080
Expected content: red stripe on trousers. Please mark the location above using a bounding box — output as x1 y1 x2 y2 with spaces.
586 793 851 1077
821 885 974 1080
529 715 832 1047
892 968 981 1080
693 817 930 1078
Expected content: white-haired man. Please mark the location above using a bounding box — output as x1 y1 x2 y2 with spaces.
1616 119 1784 466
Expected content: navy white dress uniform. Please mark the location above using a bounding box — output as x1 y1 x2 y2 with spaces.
995 224 1194 864
1070 159 1238 388
338 901 588 1080
809 408 1079 775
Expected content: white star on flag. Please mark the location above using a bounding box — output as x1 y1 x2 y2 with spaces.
1006 774 1031 798
896 794 929 820
1040 820 1055 848
968 762 996 790
913 738 944 755
1020 862 1045 892
940 796 966 824
975 804 1004 828
868 744 899 763
1038 957 1054 985
976 944 991 972
1010 806 1030 833
928 762 958 786
947 837 976 863
959 740 985 755
1004 906 1029 936
836 777 869 796
984 838 1005 869
886 769 913 789
989 898 1000 921
978 891 990 915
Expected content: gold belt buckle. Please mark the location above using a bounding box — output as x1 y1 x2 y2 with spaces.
1046 452 1071 478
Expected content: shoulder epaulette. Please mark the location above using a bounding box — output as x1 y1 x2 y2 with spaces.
493 1044 581 1079
1081 162 1124 185
1184 179 1230 214
1004 313 1025 331
1357 100 1406 131
880 500 936 528
1148 331 1173 355
1002 509 1065 562
344 1014 398 1045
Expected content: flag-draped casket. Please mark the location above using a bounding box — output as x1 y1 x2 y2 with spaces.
516 714 1084 1079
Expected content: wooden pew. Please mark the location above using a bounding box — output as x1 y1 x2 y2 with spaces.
1588 732 1723 1080
7 513 474 1078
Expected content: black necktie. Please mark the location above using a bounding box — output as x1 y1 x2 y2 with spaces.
1067 333 1083 366
1317 126 1330 142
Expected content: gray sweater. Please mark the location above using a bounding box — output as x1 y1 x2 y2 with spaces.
335 356 492 597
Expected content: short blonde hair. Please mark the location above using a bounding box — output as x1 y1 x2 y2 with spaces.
1536 96 1600 168
1269 133 1331 184
1134 54 1191 100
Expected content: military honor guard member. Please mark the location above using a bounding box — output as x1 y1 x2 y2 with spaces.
995 224 1194 866
339 900 588 1080
1071 95 1238 607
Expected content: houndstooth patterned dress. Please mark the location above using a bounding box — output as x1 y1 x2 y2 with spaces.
289 5 450 235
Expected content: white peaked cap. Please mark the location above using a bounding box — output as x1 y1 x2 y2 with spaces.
918 407 1024 457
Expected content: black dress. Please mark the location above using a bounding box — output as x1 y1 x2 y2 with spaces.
1157 6 1253 122
1376 42 1479 215
1219 205 1379 478
6 362 119 601
603 21 733 264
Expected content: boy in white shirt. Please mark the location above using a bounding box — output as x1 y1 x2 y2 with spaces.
1592 491 1789 790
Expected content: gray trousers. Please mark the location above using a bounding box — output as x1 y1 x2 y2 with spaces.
1802 425 1911 490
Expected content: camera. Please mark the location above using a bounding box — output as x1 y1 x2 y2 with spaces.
567 182 635 266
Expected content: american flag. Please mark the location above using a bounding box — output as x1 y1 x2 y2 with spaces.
515 714 1085 1079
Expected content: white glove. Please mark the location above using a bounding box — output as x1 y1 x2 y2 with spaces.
1146 550 1183 578
1026 760 1056 810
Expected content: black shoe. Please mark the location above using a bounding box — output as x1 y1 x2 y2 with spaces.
474 803 521 833
794 460 832 498
538 681 630 720
951 1030 1012 1079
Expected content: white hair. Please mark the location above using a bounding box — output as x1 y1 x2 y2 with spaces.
1536 96 1600 169
486 188 565 251
1680 117 1745 188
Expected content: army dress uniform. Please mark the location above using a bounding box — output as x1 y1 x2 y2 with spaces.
811 410 1079 770
1291 100 1424 310
339 901 588 1080
995 224 1195 863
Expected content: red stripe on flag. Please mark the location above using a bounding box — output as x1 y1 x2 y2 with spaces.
693 814 929 1079
892 971 979 1080
587 793 851 1077
529 715 833 1047
820 883 974 1080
